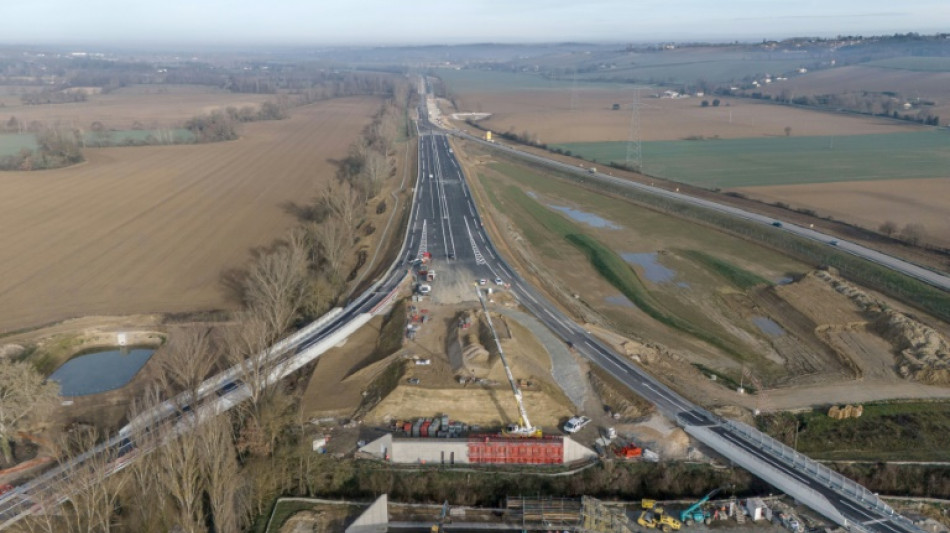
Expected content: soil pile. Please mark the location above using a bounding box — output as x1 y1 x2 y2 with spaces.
815 269 950 385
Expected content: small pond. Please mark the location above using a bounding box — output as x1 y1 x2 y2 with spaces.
621 252 678 283
605 294 637 308
49 347 156 397
548 204 621 229
751 316 785 337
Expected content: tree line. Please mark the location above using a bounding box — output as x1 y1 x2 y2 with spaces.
6 81 411 531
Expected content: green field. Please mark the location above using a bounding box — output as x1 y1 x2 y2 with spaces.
0 129 196 160
762 401 950 461
554 130 950 188
435 68 625 93
864 57 950 72
0 133 39 157
82 128 195 146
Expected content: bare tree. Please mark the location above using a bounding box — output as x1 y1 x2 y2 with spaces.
323 181 363 232
309 217 351 280
0 360 59 464
242 232 311 338
20 427 129 533
361 149 389 198
900 223 927 246
158 327 217 409
155 417 207 533
196 413 246 533
879 220 898 237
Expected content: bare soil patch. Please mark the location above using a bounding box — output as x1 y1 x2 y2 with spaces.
452 91 920 144
0 96 380 334
0 84 274 130
735 177 950 248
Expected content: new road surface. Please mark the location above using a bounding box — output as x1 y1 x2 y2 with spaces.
415 102 925 533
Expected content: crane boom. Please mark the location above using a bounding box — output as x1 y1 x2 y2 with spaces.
476 288 537 435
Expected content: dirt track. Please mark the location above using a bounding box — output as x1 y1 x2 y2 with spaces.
0 97 380 334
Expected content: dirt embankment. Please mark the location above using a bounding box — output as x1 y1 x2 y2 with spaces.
813 269 950 385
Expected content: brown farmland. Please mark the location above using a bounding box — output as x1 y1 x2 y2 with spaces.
736 177 950 248
0 84 275 130
0 96 380 334
453 90 921 144
756 66 950 124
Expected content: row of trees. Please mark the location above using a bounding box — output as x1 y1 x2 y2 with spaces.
6 82 412 530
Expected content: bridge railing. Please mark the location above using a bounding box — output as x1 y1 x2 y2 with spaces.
721 419 906 522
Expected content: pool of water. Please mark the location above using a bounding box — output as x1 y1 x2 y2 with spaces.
752 316 785 337
548 204 621 229
605 294 637 308
621 252 677 283
49 347 156 397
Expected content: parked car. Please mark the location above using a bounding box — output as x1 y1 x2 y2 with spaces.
563 415 591 434
478 278 487 286
494 276 504 285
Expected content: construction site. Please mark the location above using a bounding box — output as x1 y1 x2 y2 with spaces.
276 492 833 533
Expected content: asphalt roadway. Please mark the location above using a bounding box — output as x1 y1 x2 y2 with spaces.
413 108 925 533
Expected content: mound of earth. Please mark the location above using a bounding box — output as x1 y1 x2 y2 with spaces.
814 269 950 385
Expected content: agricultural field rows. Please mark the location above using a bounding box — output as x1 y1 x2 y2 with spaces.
0 96 380 334
553 130 950 188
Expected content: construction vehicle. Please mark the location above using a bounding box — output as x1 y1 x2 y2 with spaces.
638 511 681 532
477 288 541 438
679 487 722 526
614 443 643 459
642 499 664 516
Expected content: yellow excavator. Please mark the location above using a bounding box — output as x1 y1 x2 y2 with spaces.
638 511 682 532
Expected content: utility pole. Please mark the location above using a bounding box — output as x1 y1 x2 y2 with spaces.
625 87 643 172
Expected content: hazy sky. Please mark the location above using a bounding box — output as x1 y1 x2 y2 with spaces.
2 0 948 46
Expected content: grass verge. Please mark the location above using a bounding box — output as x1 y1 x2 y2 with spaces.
679 249 772 289
759 401 950 462
692 363 756 394
502 184 747 359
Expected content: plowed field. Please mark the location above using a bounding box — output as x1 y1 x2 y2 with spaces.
0 96 379 333
453 91 920 143
0 84 274 130
736 177 950 248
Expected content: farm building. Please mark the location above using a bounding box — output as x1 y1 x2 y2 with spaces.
358 434 596 465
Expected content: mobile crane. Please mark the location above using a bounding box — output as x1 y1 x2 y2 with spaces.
679 487 722 526
476 287 541 438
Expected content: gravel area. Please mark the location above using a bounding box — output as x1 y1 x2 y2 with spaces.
497 307 596 411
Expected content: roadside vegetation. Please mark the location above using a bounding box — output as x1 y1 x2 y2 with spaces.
497 180 749 360
759 401 950 462
679 250 771 290
10 75 416 533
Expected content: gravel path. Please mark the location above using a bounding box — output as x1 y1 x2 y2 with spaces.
497 308 596 411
